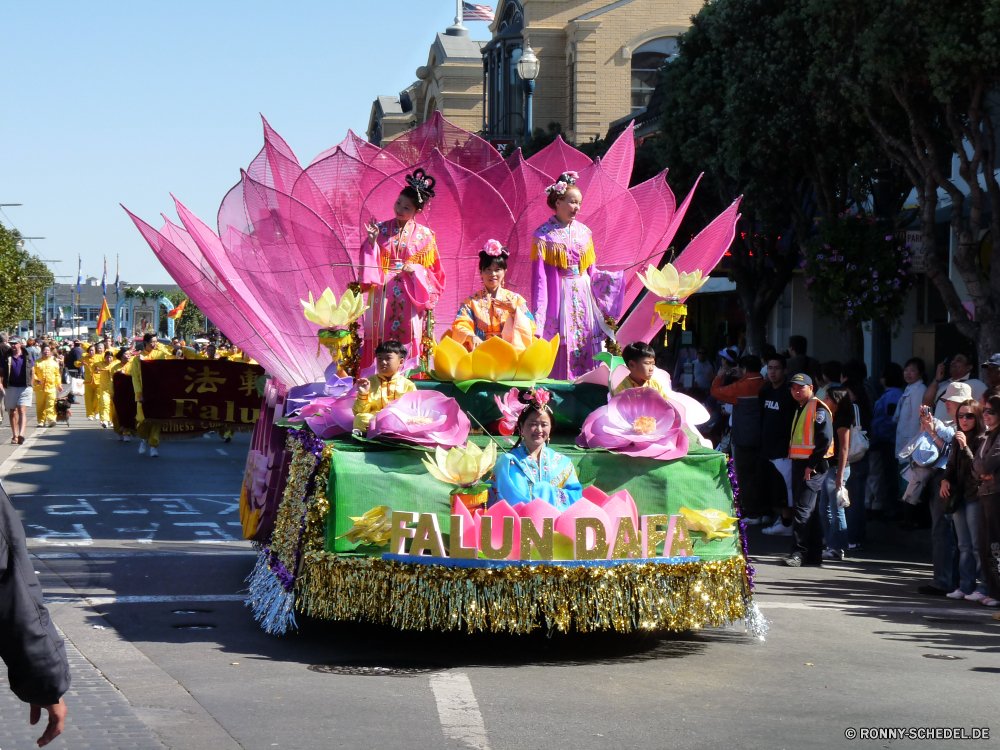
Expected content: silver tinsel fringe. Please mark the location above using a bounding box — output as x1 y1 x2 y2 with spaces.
743 596 769 641
244 550 298 635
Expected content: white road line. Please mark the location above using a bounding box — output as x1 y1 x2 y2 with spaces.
45 594 246 607
757 601 997 617
0 427 47 482
216 449 228 456
429 672 491 750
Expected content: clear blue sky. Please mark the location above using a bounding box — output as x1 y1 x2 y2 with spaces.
1 1 492 285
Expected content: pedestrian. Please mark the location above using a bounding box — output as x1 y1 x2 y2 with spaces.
896 358 928 456
692 347 715 391
761 354 797 536
843 360 873 550
32 345 60 428
940 399 987 602
97 349 115 428
916 381 970 596
972 393 1000 607
815 360 842 402
711 354 765 522
786 335 820 381
980 353 1000 391
820 386 854 561
868 363 905 518
0 332 10 428
0 482 71 746
783 373 834 567
923 351 987 420
1 338 35 445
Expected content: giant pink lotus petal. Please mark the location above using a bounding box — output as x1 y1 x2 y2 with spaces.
599 122 636 190
513 497 561 525
552 498 612 553
300 392 356 438
617 195 740 344
310 129 384 166
383 111 503 173
368 390 470 449
479 148 551 219
582 486 639 528
577 387 689 461
524 135 593 181
246 115 303 194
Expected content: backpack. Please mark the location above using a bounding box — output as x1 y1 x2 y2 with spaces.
848 403 870 463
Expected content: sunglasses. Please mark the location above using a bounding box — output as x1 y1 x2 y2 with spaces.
957 412 975 420
985 408 998 416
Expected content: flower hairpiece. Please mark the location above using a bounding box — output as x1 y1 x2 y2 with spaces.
545 181 569 196
527 387 551 408
405 168 437 204
562 171 579 182
482 239 506 257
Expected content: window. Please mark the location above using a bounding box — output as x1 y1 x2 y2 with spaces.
631 37 678 113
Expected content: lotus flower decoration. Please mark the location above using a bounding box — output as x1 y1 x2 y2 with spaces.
678 507 738 543
636 263 710 335
367 390 470 449
577 387 689 461
422 440 498 509
125 113 741 390
433 334 560 383
291 393 356 439
494 387 527 435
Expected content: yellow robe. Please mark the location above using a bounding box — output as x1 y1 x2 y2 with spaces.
98 360 116 423
132 346 171 447
613 375 670 399
32 359 60 424
82 354 99 417
351 372 417 432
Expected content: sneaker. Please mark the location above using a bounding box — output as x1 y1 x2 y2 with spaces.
917 584 949 597
46 422 55 428
138 439 147 455
101 421 108 428
37 422 44 427
822 548 845 561
982 597 1000 607
87 415 94 421
783 554 803 567
743 516 764 526
149 447 159 458
763 519 793 536
848 542 864 551
761 515 775 526
947 589 970 600
224 436 232 443
964 591 987 603
123 433 131 442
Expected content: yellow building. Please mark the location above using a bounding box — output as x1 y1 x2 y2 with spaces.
483 0 704 144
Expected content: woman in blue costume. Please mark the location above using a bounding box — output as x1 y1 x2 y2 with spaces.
488 387 583 511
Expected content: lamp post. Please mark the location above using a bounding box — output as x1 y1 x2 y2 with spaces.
517 43 540 142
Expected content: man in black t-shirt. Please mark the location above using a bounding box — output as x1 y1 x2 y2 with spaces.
65 341 84 378
760 354 797 536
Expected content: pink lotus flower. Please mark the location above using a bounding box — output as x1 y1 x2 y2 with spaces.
292 391 357 439
368 390 470 449
577 388 689 461
493 387 526 436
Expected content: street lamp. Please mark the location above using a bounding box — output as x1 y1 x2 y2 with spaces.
517 43 540 142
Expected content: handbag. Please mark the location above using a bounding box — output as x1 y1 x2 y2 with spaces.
848 404 870 463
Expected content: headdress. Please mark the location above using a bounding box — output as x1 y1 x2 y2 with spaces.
405 168 437 205
544 171 579 197
481 239 507 258
520 387 552 410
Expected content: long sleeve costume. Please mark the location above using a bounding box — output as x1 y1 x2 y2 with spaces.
351 371 417 432
451 288 535 351
32 359 60 424
488 444 583 511
131 346 171 447
359 219 445 366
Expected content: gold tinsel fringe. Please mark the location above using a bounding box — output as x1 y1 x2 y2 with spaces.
296 553 750 635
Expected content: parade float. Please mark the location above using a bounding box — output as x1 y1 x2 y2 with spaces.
126 114 765 639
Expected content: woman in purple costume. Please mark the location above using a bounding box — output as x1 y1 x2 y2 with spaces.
530 172 619 379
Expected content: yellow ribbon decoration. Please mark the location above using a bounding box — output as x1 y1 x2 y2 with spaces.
337 505 394 546
653 300 689 342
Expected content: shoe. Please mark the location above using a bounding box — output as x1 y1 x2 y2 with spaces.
100 421 107 428
118 434 124 442
138 439 147 455
783 554 803 567
917 585 949 597
983 597 1000 607
848 542 864 551
763 519 793 536
822 548 845 561
224 436 232 443
87 415 94 421
964 591 987 603
46 422 55 428
947 589 971 600
17 436 24 445
742 516 764 526
37 423 44 427
761 515 775 526
149 447 159 458
123 434 131 442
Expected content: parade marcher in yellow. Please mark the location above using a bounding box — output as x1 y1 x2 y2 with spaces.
89 343 108 421
352 340 416 432
132 333 170 457
97 349 116 428
82 343 104 420
32 345 60 427
113 348 134 442
613 342 670 399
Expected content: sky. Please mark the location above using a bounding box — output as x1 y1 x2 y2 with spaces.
0 1 493 285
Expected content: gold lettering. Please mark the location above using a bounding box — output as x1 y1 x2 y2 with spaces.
610 517 643 559
239 407 260 423
479 516 514 560
574 518 609 560
225 401 235 421
388 511 416 555
519 517 554 560
642 514 670 558
173 398 197 418
199 405 219 420
666 515 694 557
408 513 445 557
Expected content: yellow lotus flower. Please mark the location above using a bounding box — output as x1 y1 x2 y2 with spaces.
637 263 709 302
337 505 393 546
301 287 367 329
432 334 561 382
678 507 738 543
422 440 497 490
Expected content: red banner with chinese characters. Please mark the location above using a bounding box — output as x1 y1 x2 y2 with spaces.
137 359 266 434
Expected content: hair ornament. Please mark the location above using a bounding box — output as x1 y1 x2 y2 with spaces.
405 168 437 204
482 239 507 257
522 387 551 409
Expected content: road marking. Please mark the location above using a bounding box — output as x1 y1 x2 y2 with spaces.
757 601 997 617
429 672 490 750
28 523 93 545
45 594 246 607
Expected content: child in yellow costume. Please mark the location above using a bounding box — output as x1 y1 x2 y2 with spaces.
352 339 416 432
132 333 171 457
32 344 61 427
97 349 116 428
113 348 134 441
612 341 670 399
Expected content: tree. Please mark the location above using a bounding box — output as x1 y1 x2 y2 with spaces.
0 223 54 333
653 0 908 355
165 291 205 343
809 0 1000 361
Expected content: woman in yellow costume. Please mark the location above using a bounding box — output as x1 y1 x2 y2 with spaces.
450 240 535 352
96 349 116 429
32 344 61 427
132 333 170 457
82 343 103 420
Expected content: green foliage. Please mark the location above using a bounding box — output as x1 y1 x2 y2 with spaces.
804 215 915 330
121 287 164 303
165 291 204 342
0 223 54 333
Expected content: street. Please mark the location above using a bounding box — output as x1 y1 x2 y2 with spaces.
1 418 998 750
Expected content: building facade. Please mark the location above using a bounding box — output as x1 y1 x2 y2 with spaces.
482 0 703 144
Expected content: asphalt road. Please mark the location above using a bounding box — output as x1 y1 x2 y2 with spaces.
1 417 998 750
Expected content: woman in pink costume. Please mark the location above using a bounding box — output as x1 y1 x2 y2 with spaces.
360 169 446 366
531 172 619 379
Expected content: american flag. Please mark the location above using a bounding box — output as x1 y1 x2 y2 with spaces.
463 1 494 22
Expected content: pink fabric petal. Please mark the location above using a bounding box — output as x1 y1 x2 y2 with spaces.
581 486 609 505
368 391 470 449
524 136 592 181
382 112 503 173
599 122 636 190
